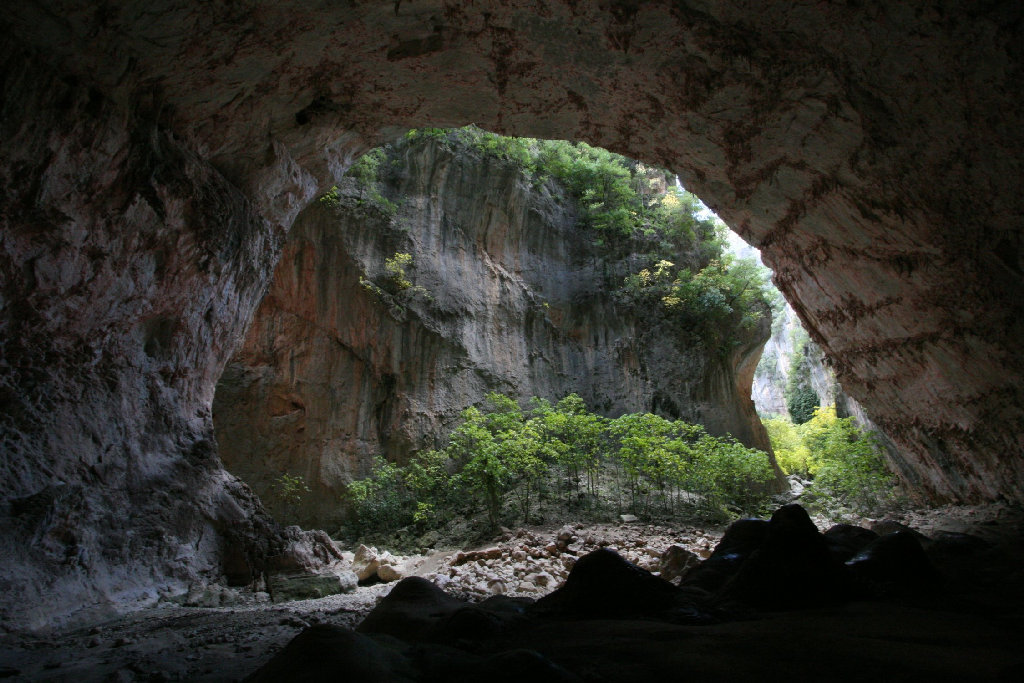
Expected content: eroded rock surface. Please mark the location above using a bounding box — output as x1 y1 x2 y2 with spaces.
1 1 1023 626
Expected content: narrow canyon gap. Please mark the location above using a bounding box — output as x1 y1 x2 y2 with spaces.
1 1 1021 627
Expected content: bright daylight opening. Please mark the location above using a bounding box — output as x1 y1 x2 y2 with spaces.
213 127 902 595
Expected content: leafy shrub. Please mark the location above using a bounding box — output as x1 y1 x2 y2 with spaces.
272 473 311 508
346 457 410 534
763 417 811 476
802 407 899 513
764 407 901 515
359 251 432 319
784 338 819 424
619 254 772 354
342 148 398 215
345 392 777 538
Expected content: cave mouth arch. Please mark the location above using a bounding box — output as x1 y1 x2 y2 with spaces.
211 128 784 531
1 1 1022 629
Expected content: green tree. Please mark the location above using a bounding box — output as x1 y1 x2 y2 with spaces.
272 473 311 509
346 457 409 533
802 406 897 513
785 338 819 424
763 416 811 475
446 395 553 530
763 406 901 515
530 394 605 502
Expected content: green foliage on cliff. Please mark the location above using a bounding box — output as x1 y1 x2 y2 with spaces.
406 126 706 246
382 252 414 292
619 254 771 353
784 335 820 423
359 251 431 318
402 126 772 354
764 407 900 515
271 473 311 513
339 147 398 215
345 392 776 537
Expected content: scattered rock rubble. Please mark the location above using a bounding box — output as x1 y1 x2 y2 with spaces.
423 521 722 599
3 504 1021 681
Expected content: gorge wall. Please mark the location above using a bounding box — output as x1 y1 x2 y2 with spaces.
2 1 1022 628
213 137 772 526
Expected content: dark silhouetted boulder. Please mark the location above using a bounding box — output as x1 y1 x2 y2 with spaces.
682 518 770 593
824 524 880 563
357 576 467 641
245 624 416 682
846 531 940 597
532 548 703 622
719 504 852 609
659 545 702 584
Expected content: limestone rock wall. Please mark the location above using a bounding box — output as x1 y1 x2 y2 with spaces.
214 139 772 526
0 43 335 629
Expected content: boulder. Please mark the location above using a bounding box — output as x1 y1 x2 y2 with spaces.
719 504 852 609
268 569 358 602
453 547 504 566
247 625 416 682
682 518 769 592
377 563 404 583
659 546 701 585
532 548 702 622
867 520 930 546
358 577 467 641
181 584 242 608
352 544 381 582
846 531 940 597
823 524 880 563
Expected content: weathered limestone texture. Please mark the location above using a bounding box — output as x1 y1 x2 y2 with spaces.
2 1 1022 626
0 42 329 628
213 139 772 525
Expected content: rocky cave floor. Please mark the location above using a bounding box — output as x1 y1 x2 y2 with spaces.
1 503 1023 682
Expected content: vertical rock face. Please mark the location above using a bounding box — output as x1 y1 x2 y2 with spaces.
0 45 280 628
0 43 336 629
214 139 772 525
752 304 799 419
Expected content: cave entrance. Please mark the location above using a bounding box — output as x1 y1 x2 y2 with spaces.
3 0 1023 650
214 127 858 544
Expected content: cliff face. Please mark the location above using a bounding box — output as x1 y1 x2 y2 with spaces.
214 140 773 525
752 304 798 419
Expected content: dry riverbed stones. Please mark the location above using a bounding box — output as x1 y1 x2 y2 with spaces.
423 522 722 599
